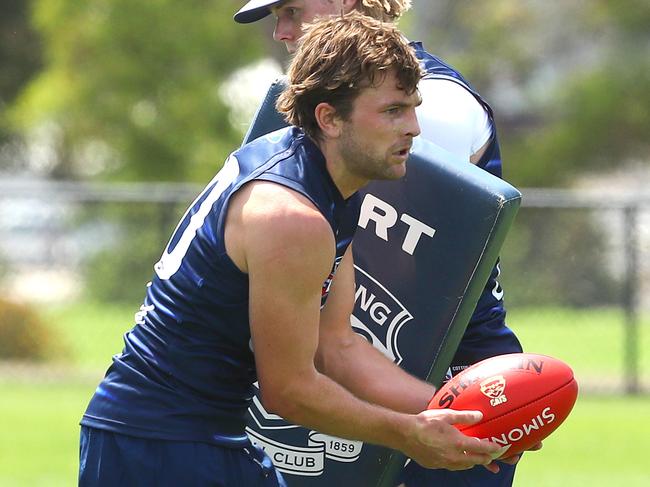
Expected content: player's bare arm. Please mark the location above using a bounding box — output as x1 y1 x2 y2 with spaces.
227 180 404 436
316 246 504 473
225 180 501 470
316 244 435 414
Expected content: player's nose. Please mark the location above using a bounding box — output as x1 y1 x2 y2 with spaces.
406 108 421 138
273 18 294 44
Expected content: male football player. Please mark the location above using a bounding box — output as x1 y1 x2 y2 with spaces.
79 13 502 486
234 1 529 486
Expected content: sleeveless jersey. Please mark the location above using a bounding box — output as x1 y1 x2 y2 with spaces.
411 42 517 344
81 127 361 446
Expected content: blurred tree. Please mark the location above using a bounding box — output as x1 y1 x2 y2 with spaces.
0 297 62 361
500 208 621 307
407 0 650 187
403 1 648 307
8 0 265 182
0 0 42 114
0 0 42 163
83 202 179 303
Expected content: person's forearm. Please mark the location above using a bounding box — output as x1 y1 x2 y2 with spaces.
316 332 435 414
259 354 502 471
261 366 415 451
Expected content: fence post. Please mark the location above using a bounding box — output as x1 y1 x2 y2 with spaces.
623 205 639 395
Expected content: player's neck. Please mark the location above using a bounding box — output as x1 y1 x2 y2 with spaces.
317 139 368 199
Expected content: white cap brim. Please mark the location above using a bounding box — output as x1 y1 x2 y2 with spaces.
234 0 282 24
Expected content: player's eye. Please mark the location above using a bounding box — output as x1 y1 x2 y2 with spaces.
274 6 299 20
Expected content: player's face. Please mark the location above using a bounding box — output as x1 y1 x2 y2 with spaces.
272 0 344 53
338 71 421 182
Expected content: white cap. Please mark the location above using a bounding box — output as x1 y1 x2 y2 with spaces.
233 0 283 24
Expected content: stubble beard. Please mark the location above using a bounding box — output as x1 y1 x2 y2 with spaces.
338 130 405 183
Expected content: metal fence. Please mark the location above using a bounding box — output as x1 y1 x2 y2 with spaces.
0 180 648 394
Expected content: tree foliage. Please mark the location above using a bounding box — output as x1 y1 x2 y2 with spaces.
0 297 62 360
408 0 650 186
5 1 650 187
9 0 265 182
0 0 42 147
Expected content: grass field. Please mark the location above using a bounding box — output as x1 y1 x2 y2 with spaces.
0 302 648 485
509 307 650 392
0 381 88 487
1 380 648 486
41 302 650 390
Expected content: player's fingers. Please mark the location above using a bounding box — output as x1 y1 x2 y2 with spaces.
444 409 483 425
451 437 502 471
461 451 496 467
462 436 502 456
452 446 496 471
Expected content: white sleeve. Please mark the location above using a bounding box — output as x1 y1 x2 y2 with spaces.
415 78 492 162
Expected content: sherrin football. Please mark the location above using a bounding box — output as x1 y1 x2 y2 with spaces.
428 353 578 459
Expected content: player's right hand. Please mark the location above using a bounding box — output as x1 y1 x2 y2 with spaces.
403 409 502 471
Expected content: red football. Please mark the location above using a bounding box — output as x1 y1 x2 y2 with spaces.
428 353 578 459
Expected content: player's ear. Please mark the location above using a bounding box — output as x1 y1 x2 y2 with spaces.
314 102 343 138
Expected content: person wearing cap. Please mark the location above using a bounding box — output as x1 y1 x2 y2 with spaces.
234 2 530 487
78 12 504 487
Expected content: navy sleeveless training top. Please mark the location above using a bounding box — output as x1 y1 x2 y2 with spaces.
412 42 515 342
81 127 361 446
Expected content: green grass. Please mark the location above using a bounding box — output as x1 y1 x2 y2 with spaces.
510 307 650 391
514 395 650 486
0 302 648 485
0 380 648 486
41 302 650 391
43 301 136 370
0 380 94 487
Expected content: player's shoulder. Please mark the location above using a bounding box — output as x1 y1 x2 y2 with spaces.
419 77 484 113
235 126 303 167
243 181 333 241
411 43 483 109
237 181 336 275
417 77 491 157
225 180 334 274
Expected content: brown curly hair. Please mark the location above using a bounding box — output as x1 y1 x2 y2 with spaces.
277 11 422 141
356 0 412 22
